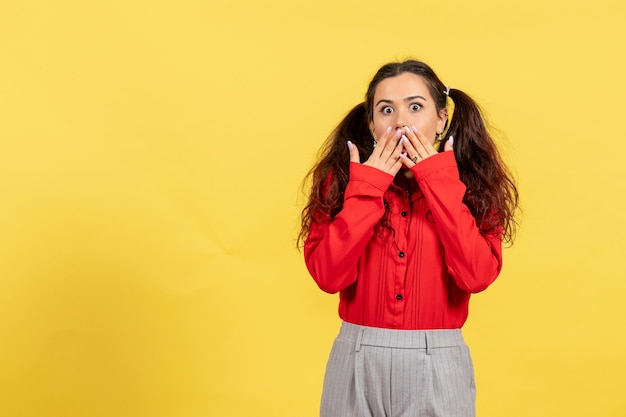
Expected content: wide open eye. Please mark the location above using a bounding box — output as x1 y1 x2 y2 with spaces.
381 106 394 115
410 103 422 111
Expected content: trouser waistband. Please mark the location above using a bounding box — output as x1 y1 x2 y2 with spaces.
337 321 465 351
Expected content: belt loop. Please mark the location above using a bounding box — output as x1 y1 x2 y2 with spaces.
355 327 364 352
425 331 431 355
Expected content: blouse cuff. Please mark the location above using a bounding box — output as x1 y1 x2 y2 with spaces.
349 162 395 192
411 151 459 182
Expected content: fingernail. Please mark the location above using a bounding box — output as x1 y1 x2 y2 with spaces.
347 140 353 150
401 135 408 143
385 126 392 133
412 125 418 132
400 152 407 158
404 126 411 133
449 136 454 146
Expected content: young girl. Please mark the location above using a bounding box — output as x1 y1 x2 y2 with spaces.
299 60 518 417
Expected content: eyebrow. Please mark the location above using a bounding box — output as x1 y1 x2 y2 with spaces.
375 95 427 107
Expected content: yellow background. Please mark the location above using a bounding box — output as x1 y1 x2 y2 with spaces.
1 0 625 416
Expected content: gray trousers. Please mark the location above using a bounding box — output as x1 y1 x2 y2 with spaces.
320 322 476 417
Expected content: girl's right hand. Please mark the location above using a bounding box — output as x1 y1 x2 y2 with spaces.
347 127 404 176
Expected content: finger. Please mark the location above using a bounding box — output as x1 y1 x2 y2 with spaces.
388 152 405 176
400 135 418 159
399 152 416 169
409 126 436 157
347 141 360 163
373 138 404 174
444 136 454 152
399 149 421 168
402 126 426 156
372 126 393 156
382 127 403 155
391 158 404 175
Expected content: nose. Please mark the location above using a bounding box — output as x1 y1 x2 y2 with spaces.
394 108 408 129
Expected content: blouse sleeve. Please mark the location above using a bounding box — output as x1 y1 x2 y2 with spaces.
303 163 394 294
411 152 503 293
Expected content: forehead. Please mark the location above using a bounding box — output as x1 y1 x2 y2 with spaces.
374 72 431 101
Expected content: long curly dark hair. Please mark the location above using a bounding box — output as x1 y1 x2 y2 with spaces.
298 60 519 246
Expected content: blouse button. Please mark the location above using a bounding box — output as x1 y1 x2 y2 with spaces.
398 251 405 258
396 294 403 300
401 211 408 217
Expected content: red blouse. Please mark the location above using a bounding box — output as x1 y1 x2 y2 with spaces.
304 152 502 330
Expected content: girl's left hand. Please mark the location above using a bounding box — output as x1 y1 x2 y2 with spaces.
399 125 453 167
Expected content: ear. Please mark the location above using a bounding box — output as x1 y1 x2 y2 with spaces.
436 108 448 134
369 120 375 138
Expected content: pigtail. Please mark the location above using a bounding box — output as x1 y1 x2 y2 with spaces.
298 102 373 247
447 89 519 243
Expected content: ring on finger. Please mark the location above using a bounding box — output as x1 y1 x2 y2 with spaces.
411 155 419 163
